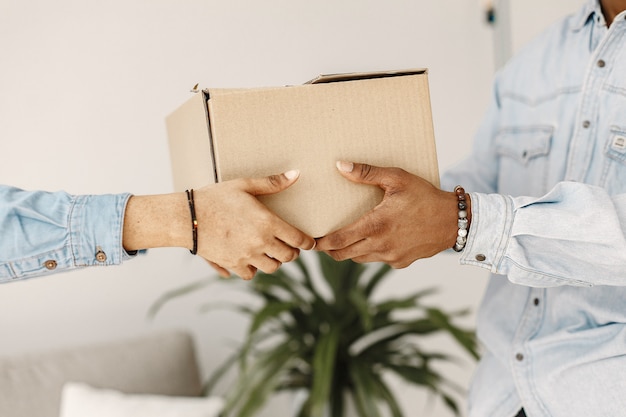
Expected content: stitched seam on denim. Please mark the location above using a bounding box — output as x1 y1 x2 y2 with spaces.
500 87 580 106
68 194 80 267
494 195 515 274
488 390 522 417
460 193 492 269
504 259 593 287
526 289 552 417
600 27 626 97
602 83 626 97
117 194 132 261
7 262 17 279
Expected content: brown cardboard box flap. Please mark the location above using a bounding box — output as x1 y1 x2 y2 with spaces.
305 68 427 84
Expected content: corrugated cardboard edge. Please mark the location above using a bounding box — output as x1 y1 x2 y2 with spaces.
305 68 428 84
165 92 217 191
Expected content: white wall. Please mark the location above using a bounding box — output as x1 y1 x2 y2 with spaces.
0 0 579 415
510 0 586 53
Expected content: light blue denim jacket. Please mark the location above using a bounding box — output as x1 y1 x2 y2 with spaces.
0 186 134 282
441 1 626 416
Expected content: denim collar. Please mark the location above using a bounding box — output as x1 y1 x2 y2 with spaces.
571 0 604 31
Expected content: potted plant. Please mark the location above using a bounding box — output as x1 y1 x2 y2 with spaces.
151 252 478 417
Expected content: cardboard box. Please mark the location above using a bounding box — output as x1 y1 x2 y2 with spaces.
166 69 439 237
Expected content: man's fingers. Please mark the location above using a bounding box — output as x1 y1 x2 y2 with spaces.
315 210 381 251
244 170 300 196
315 227 364 252
336 161 398 188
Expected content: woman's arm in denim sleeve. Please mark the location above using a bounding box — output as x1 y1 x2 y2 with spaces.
461 182 626 287
0 185 135 282
0 171 318 283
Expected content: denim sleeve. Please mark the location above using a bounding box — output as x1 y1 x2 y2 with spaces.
0 185 136 282
440 71 504 194
460 182 626 287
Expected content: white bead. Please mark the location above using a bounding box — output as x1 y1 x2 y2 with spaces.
458 210 467 219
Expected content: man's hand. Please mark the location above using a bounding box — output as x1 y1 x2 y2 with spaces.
315 162 467 268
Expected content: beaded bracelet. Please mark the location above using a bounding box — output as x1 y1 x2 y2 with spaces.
185 189 198 255
453 185 469 252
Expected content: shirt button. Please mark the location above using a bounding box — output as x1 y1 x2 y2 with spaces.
95 249 107 263
533 298 540 306
516 353 524 361
44 260 57 270
582 120 591 128
475 254 486 262
597 59 606 68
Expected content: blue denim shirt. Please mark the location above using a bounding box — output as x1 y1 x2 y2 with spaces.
0 186 134 282
441 1 626 416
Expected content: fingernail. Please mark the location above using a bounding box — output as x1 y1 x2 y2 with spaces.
336 161 354 173
284 170 299 180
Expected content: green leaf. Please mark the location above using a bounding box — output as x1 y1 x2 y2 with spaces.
386 364 441 390
354 321 443 357
427 308 479 359
374 287 438 314
253 269 309 305
146 278 213 319
202 348 241 395
293 256 317 297
317 252 361 301
369 374 404 417
197 301 255 316
225 342 296 417
362 262 392 297
442 393 461 416
348 363 382 417
294 256 331 314
308 324 340 417
348 287 372 332
248 301 298 335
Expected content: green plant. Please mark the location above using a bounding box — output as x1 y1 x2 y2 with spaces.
151 252 478 417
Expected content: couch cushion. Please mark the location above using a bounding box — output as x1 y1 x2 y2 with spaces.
0 330 203 417
59 382 223 417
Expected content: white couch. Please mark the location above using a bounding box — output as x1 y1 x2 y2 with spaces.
0 330 206 417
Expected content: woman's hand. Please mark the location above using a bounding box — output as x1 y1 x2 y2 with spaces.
123 170 315 280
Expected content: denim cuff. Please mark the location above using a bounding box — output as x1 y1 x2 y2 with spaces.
459 192 515 274
70 193 135 267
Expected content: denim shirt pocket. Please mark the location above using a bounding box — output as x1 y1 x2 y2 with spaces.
495 126 554 196
602 126 626 195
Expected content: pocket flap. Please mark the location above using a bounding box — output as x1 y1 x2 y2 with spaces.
495 126 553 164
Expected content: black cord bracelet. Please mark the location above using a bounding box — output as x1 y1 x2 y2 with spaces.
185 189 198 255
